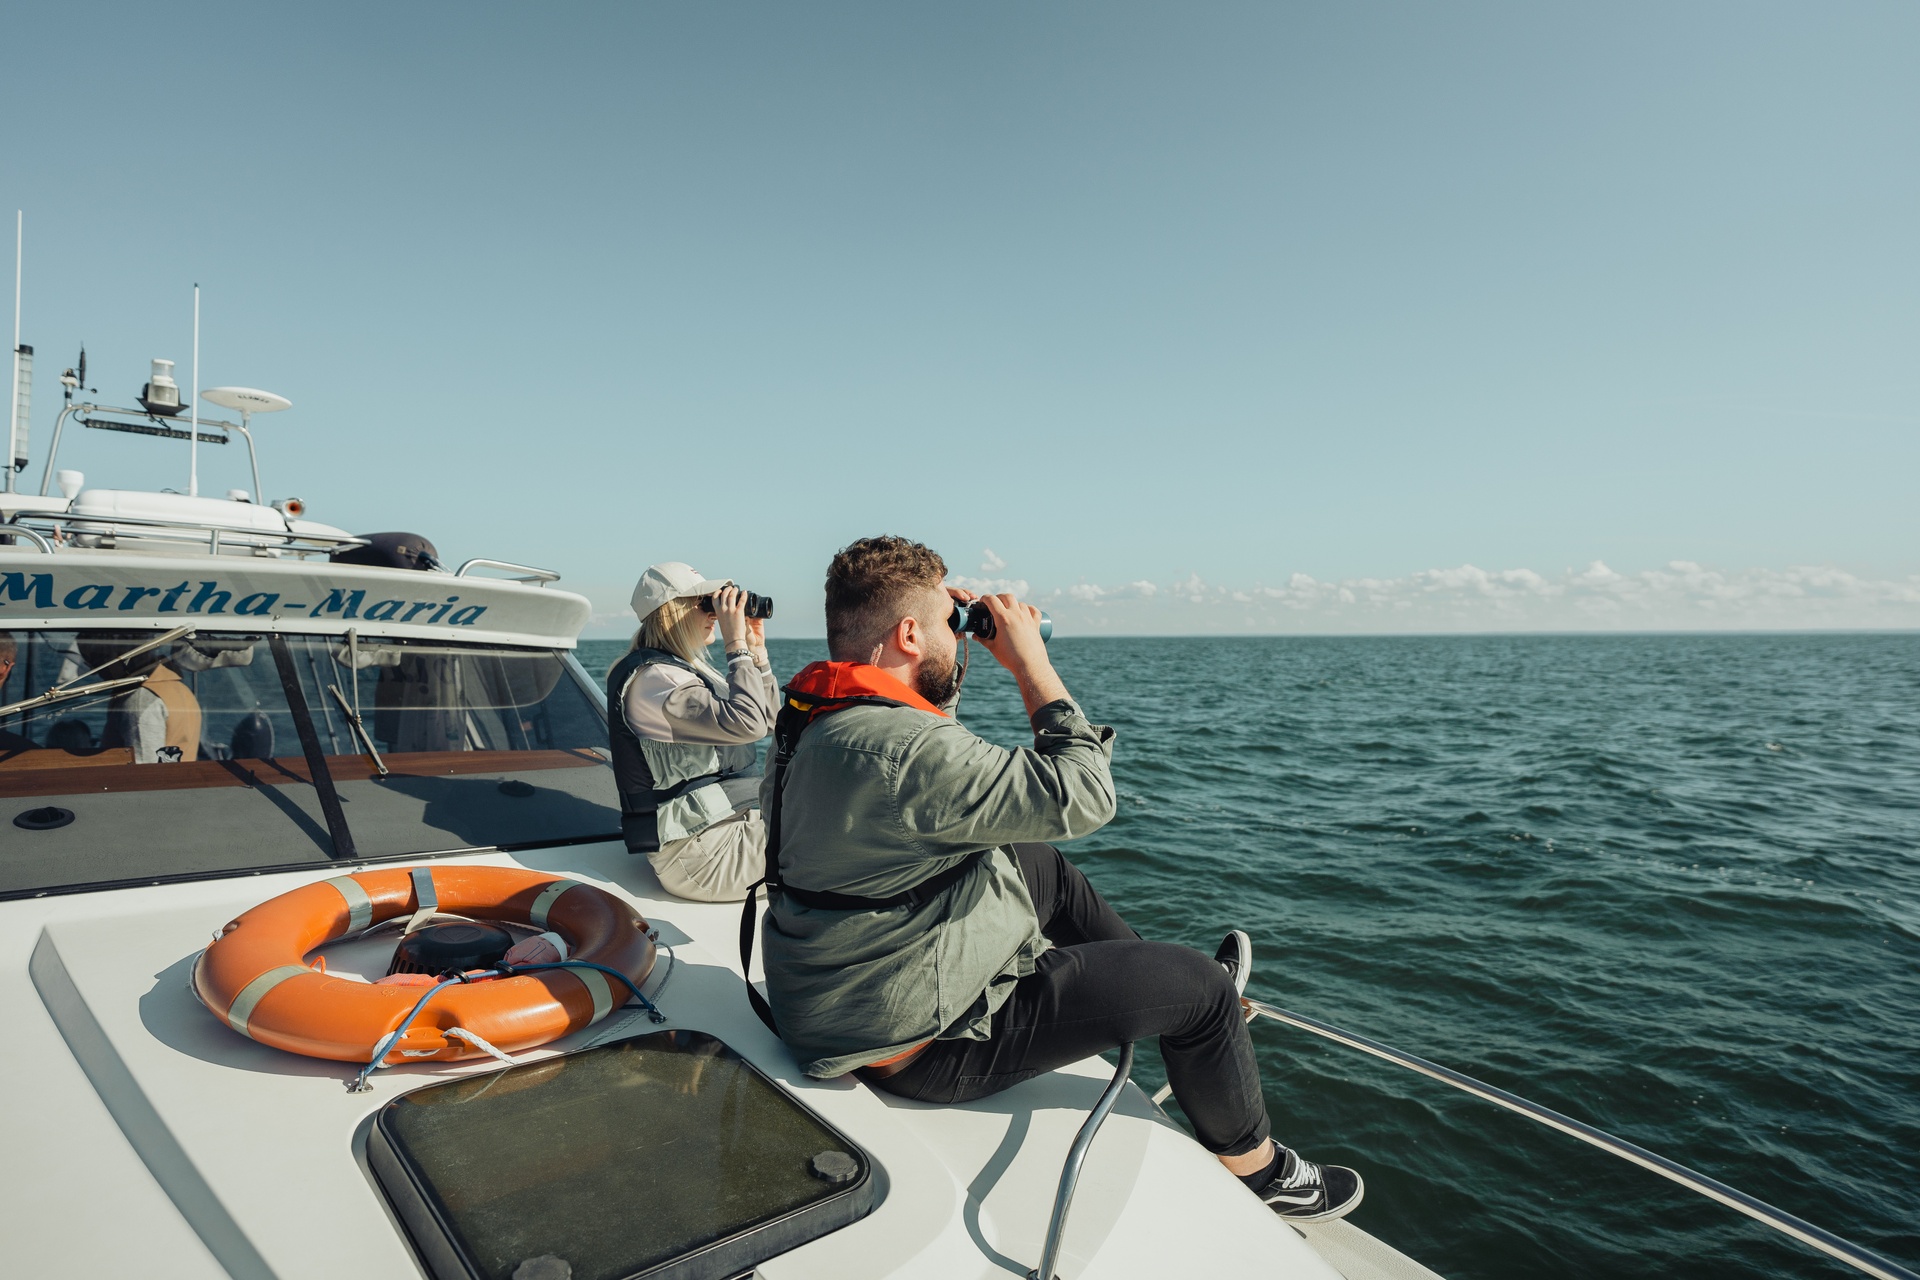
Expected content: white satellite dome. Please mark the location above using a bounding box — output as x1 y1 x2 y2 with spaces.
201 386 292 414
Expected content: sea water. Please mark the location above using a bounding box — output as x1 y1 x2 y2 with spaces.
579 634 1919 1280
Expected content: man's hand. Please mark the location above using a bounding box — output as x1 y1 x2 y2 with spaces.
712 585 750 650
976 593 1069 716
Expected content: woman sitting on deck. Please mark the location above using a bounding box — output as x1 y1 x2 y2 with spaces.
606 562 776 902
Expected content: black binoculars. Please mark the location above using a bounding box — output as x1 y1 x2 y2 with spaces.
950 600 1052 644
698 590 775 620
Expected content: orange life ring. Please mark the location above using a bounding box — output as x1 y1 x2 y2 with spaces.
192 866 656 1064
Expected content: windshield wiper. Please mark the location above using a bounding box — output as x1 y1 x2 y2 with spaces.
0 673 152 720
0 624 196 720
328 683 389 777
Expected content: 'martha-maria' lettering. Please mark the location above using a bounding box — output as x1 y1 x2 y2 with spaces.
0 573 492 627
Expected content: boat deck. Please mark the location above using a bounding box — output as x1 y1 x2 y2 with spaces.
1 838 1437 1279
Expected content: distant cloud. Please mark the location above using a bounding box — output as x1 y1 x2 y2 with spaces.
949 574 1032 597
1057 580 1160 604
951 549 1025 596
582 560 1920 636
1033 560 1920 633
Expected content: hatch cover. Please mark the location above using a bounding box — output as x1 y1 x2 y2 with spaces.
368 1030 878 1280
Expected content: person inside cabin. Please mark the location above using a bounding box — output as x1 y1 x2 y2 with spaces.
76 634 256 764
0 633 33 752
328 639 566 754
754 536 1364 1222
606 562 776 903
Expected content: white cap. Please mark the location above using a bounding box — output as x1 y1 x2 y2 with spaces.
630 562 731 621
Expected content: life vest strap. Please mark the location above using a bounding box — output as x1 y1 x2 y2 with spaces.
741 684 961 1037
775 850 986 912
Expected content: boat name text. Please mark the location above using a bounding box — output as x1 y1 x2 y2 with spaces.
0 573 488 627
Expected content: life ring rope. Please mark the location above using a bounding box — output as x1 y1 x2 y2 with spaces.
346 958 665 1092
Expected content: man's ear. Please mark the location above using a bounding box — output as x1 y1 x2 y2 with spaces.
895 613 924 659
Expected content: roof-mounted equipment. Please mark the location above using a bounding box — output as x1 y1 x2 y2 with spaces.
138 358 185 417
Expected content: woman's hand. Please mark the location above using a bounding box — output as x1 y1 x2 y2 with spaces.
712 585 750 650
745 614 768 655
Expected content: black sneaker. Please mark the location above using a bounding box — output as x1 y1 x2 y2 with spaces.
1214 930 1252 998
1255 1149 1365 1222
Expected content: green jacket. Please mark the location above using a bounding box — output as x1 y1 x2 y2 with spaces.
760 683 1117 1077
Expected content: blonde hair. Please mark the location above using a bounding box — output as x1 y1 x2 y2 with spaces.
633 596 719 676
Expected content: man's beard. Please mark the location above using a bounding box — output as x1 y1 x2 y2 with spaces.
914 645 965 709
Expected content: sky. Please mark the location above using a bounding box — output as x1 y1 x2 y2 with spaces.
3 2 1916 636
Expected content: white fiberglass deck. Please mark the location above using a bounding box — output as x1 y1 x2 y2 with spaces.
0 839 1402 1280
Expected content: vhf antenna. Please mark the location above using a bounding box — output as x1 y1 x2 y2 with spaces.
190 283 200 497
7 210 19 495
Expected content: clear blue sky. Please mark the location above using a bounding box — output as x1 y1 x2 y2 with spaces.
5 2 1916 634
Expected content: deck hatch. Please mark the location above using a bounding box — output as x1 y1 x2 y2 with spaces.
367 1029 877 1280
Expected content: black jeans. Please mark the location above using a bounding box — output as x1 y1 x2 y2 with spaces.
869 843 1272 1157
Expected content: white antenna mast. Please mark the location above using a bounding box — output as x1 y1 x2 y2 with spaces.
190 283 200 497
7 211 19 495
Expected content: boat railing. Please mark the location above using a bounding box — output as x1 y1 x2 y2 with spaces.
0 522 55 554
1030 1042 1136 1280
2 509 367 559
1220 998 1918 1280
454 557 561 585
39 403 264 504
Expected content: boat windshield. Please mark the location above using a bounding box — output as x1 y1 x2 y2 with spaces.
0 629 618 898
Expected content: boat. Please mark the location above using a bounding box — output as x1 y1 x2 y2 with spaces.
3 299 1911 1280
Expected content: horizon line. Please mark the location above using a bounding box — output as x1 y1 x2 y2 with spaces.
576 627 1920 642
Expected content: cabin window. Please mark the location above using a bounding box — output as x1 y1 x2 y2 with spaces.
278 637 617 859
0 629 618 898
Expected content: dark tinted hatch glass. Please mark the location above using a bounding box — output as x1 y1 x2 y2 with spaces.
369 1031 876 1280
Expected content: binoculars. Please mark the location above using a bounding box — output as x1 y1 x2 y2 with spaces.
698 590 774 620
950 600 1052 644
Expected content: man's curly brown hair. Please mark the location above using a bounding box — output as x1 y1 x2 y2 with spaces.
826 536 948 661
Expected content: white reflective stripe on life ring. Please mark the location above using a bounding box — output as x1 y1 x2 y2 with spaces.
575 965 613 1022
323 875 374 934
226 964 313 1038
403 867 438 935
529 880 580 930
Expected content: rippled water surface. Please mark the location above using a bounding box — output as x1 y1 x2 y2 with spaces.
581 634 1920 1280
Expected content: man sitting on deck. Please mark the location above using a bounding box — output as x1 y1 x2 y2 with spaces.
755 535 1363 1221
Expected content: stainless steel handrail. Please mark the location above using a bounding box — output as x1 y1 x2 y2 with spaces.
227 418 264 512
11 509 365 555
41 403 264 504
40 403 244 495
37 404 74 496
1244 998 1917 1280
0 522 55 554
454 557 561 583
1029 1042 1135 1280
